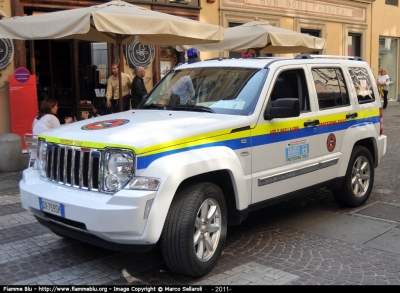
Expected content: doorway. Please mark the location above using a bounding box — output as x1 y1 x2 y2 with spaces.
379 37 398 101
26 40 109 122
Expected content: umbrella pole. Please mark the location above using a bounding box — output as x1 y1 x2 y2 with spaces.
117 34 123 112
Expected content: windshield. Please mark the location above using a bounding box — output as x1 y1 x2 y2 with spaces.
141 67 266 115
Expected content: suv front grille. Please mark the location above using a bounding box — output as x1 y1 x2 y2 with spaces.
44 143 102 191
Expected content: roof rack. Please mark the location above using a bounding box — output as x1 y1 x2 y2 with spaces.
295 54 363 61
204 56 287 62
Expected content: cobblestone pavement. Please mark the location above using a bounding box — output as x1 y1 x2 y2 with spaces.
1 103 400 285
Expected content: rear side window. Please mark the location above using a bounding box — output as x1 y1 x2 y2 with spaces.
348 67 375 104
312 68 350 110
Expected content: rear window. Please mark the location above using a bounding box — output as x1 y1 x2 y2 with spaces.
348 67 375 104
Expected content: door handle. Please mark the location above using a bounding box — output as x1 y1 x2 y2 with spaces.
346 112 358 119
304 119 320 127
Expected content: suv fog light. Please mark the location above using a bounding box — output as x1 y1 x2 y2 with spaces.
144 199 154 220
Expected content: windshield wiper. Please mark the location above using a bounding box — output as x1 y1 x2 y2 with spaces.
142 103 167 110
171 105 215 113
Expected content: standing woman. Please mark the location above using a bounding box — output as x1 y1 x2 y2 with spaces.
377 68 390 109
32 98 72 135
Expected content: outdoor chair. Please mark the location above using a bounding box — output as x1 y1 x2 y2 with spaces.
23 133 38 168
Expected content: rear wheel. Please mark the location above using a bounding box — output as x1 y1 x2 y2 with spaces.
161 182 227 277
333 146 374 207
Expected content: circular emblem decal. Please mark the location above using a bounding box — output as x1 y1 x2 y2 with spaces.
125 36 155 68
0 38 14 70
81 119 129 130
14 67 30 83
327 133 336 152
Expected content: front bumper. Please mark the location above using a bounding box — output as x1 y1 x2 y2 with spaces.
34 215 154 252
20 168 158 248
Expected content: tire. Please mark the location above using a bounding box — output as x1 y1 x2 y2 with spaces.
332 146 374 207
161 182 227 277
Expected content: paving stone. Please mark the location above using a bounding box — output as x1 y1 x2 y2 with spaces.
0 203 26 217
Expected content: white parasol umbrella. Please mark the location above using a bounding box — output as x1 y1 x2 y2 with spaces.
177 19 325 56
0 0 224 111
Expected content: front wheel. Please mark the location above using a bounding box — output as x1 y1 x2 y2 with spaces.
161 182 227 277
332 146 374 207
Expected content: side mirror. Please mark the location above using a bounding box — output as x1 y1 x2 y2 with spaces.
264 98 300 120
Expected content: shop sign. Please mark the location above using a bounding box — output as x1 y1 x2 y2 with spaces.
224 0 365 21
125 36 155 69
0 38 13 70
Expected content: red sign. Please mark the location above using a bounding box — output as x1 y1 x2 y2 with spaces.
326 133 336 152
8 68 38 150
242 50 253 58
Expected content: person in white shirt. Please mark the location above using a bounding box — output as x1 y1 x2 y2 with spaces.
166 76 195 105
32 98 72 135
377 68 390 109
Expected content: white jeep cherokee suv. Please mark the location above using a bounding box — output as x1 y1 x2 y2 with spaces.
20 55 387 277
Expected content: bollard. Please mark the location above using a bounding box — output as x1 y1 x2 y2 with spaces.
0 133 23 172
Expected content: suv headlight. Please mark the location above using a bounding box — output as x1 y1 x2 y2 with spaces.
37 139 48 177
103 150 134 192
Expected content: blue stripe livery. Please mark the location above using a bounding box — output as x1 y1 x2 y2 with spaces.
137 115 380 170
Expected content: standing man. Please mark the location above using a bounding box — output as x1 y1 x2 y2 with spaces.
106 63 132 112
131 66 148 108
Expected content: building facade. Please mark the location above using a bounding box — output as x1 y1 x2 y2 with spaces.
370 0 399 102
217 0 399 103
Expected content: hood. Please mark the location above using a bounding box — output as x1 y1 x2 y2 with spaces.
40 110 252 154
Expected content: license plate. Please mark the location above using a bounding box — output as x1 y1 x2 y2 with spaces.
39 198 65 217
